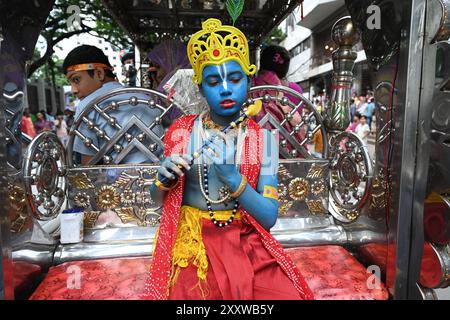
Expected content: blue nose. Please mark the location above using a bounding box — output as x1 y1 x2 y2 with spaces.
220 85 232 96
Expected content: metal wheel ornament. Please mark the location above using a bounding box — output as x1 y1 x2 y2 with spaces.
328 132 373 223
23 132 67 221
247 85 328 159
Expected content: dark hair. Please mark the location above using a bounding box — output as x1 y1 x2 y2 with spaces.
86 69 116 79
120 50 135 64
63 45 114 78
260 45 291 79
360 115 367 120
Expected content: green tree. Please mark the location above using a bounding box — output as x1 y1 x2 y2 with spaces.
31 50 68 87
28 0 133 78
263 28 287 46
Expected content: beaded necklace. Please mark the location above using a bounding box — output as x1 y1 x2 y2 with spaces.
197 112 245 227
202 163 239 227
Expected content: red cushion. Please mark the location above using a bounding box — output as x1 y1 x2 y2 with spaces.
286 246 388 300
359 242 443 289
13 261 42 298
30 245 388 300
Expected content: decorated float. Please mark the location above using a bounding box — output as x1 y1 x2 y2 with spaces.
0 0 449 300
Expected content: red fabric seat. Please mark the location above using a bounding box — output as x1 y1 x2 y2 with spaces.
286 246 388 300
14 261 42 298
30 245 388 300
359 242 443 289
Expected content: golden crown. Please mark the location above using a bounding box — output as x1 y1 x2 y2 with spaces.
187 19 257 85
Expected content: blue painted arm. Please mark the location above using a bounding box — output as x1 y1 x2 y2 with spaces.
230 174 278 230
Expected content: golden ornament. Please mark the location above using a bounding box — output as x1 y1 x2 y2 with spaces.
278 183 288 199
345 210 360 221
278 199 293 216
96 185 121 210
307 163 327 179
278 164 293 181
288 178 310 201
74 192 90 208
121 189 135 205
311 180 326 196
116 207 138 224
84 211 101 229
8 184 27 210
306 199 327 215
68 173 95 190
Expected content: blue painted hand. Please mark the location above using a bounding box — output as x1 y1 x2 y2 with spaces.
203 137 242 192
158 154 193 181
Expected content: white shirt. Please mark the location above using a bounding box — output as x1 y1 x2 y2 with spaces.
356 123 370 145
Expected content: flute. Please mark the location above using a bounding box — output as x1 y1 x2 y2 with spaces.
155 100 262 189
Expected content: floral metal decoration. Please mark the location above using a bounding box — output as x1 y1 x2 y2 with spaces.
345 210 360 221
115 207 137 224
311 180 326 196
121 189 135 206
68 173 94 190
74 192 90 208
307 163 327 179
96 185 121 210
137 208 161 227
84 211 101 229
306 199 327 215
278 183 288 199
10 214 29 233
288 177 310 201
113 172 133 189
8 184 27 211
278 164 293 181
278 199 294 216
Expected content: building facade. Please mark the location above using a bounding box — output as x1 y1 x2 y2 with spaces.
281 0 375 100
26 79 65 115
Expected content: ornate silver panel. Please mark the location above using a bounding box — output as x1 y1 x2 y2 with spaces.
66 165 161 228
23 132 67 221
3 84 24 170
277 159 330 218
66 87 182 166
328 132 373 223
247 85 328 159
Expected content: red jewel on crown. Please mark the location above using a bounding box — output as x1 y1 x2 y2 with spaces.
213 49 220 57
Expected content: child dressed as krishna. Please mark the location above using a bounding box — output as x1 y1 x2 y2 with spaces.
142 19 314 300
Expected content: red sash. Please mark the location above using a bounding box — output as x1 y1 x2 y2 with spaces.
142 115 314 300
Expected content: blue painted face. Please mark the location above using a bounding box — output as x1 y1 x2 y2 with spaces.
201 60 248 118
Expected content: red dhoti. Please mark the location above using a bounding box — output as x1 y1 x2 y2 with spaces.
168 207 301 300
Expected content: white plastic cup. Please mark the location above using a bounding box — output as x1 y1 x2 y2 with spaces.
60 209 84 244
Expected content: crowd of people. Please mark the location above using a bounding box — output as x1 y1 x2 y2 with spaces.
20 106 75 146
348 92 376 145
